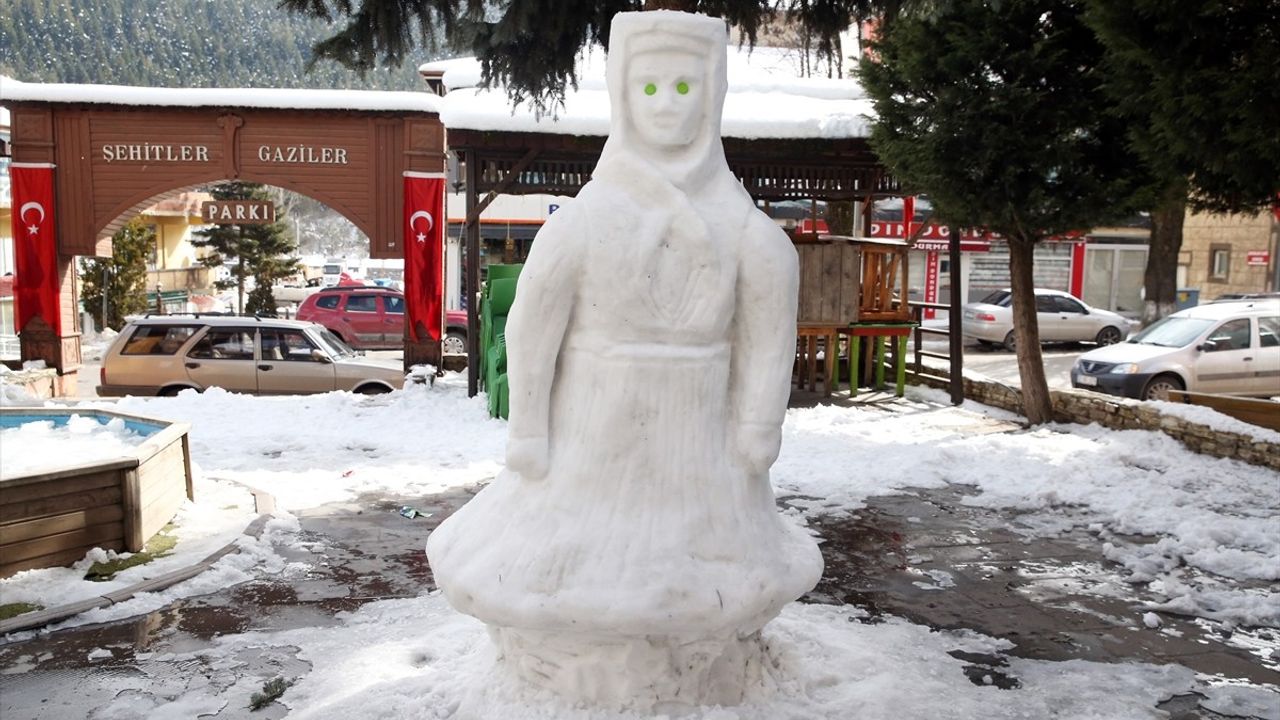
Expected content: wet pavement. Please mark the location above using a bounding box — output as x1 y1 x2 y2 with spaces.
2 474 1277 717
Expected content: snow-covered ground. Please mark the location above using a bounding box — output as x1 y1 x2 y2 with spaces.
1 371 1277 718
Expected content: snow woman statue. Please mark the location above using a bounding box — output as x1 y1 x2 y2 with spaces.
427 10 823 711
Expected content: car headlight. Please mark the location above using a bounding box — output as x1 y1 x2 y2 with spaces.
1111 363 1140 374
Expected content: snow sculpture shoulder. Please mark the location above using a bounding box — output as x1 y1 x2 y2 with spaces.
426 10 823 712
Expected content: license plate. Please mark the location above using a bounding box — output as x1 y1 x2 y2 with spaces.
1077 375 1097 386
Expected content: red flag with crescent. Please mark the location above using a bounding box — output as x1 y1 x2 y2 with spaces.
404 172 445 342
10 163 61 335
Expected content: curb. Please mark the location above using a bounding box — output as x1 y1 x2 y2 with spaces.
0 513 273 636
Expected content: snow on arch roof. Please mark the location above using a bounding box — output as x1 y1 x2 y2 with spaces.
418 44 874 140
0 76 442 114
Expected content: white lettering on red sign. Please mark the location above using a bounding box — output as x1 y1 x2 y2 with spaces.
1246 251 1270 266
924 251 940 320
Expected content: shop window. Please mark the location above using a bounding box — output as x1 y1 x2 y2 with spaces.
1209 245 1231 282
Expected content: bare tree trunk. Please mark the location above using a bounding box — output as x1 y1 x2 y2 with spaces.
1008 236 1054 424
1143 180 1187 325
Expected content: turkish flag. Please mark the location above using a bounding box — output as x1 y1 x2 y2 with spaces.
404 172 445 342
10 163 61 335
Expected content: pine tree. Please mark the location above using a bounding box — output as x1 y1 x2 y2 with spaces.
79 219 153 332
1084 0 1280 322
861 0 1147 423
281 0 882 113
190 183 300 316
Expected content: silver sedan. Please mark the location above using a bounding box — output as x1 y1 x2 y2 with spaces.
961 289 1133 351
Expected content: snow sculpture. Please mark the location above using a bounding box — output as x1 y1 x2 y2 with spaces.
426 10 823 711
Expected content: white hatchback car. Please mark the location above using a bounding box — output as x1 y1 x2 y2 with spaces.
1071 299 1280 400
961 289 1132 351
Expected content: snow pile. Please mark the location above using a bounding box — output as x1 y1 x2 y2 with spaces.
0 414 143 477
0 76 442 113
0 475 257 615
1149 398 1280 444
102 377 505 511
84 595 1196 720
772 394 1280 627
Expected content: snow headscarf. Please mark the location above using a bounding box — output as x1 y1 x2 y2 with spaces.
601 11 732 191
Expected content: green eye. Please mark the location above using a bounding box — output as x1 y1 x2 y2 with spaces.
644 83 657 96
676 81 689 95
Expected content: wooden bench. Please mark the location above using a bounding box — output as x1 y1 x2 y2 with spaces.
1164 390 1280 432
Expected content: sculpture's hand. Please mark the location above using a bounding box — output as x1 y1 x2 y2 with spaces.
736 422 782 476
506 435 549 480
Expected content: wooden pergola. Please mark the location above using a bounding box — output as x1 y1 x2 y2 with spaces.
449 127 965 402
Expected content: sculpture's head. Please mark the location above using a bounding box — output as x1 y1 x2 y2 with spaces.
606 11 728 167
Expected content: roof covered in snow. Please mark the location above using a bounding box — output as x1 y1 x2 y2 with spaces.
0 76 442 114
419 46 873 140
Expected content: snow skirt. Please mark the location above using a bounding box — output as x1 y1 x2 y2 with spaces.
427 341 822 639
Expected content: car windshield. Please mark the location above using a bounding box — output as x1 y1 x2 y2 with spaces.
1127 317 1215 347
977 290 1012 307
313 327 357 358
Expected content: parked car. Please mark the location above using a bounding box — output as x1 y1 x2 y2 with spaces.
961 289 1132 351
1070 299 1280 400
297 286 468 352
273 276 325 305
99 316 409 396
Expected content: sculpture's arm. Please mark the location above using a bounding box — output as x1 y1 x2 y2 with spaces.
503 208 581 479
730 214 799 475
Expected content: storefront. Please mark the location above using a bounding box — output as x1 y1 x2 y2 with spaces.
871 217 1147 320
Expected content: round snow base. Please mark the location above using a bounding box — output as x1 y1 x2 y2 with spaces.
492 625 775 712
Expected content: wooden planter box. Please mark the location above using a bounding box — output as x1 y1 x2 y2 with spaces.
0 409 193 578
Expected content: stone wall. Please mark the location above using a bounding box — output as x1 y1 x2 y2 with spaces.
909 369 1280 472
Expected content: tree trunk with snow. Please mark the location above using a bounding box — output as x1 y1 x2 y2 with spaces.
1008 236 1054 425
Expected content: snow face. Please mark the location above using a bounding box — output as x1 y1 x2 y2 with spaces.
425 11 822 711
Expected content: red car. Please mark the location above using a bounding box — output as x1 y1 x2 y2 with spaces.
297 287 468 352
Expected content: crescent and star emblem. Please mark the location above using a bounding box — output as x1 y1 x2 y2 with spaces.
408 210 434 244
20 202 46 236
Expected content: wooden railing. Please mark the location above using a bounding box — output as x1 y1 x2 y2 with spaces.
909 301 964 404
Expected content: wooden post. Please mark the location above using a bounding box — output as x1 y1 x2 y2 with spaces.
465 150 482 398
948 225 964 405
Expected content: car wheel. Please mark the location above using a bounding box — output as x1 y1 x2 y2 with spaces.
1095 326 1123 346
354 383 391 395
1141 374 1184 401
1002 330 1017 353
158 385 191 397
442 330 467 355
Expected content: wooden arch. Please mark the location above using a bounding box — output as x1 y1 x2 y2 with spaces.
4 100 445 391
